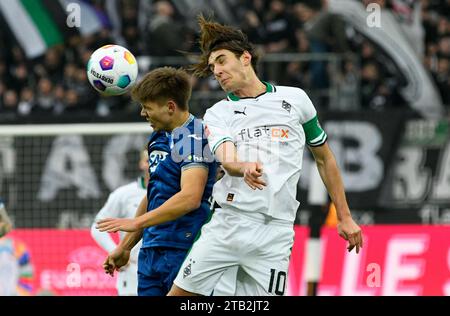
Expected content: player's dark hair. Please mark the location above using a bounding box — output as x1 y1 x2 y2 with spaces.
190 14 260 78
131 67 192 110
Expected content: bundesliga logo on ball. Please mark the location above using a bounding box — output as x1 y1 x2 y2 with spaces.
87 44 138 96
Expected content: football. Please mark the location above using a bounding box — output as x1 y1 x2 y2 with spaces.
87 44 138 96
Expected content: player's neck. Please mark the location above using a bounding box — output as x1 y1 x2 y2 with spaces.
233 76 266 99
169 111 190 131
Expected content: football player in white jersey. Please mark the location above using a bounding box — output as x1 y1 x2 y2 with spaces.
169 16 363 296
90 149 149 296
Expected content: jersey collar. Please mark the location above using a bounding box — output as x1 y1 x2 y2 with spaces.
226 81 275 101
180 113 194 128
138 176 146 189
168 113 195 149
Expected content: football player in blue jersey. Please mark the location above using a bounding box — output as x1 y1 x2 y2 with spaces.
96 67 217 296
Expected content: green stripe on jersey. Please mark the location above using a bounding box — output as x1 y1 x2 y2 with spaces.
303 115 327 145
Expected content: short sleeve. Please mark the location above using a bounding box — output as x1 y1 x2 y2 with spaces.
297 89 327 147
179 136 211 172
171 120 215 172
203 107 233 154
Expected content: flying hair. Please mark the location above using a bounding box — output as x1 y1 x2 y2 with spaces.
190 14 260 77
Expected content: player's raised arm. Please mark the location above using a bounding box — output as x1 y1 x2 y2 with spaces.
309 143 363 254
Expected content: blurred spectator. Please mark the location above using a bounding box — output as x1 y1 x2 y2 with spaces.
43 49 64 83
241 10 266 46
10 63 30 93
121 4 140 54
1 90 19 115
17 88 35 117
434 58 450 106
52 85 66 116
264 0 295 53
333 59 360 111
262 0 296 83
34 78 55 114
64 90 81 113
145 1 185 56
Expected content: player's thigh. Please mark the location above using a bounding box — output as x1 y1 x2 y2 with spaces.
212 266 239 296
137 248 168 296
163 248 189 292
117 263 138 296
173 214 240 295
240 225 294 296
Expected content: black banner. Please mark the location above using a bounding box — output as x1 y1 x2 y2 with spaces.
297 110 406 209
380 119 450 209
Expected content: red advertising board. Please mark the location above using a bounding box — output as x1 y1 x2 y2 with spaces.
5 227 310 296
6 226 449 296
318 225 450 296
8 229 118 296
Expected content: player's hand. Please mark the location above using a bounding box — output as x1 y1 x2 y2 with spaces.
242 162 266 190
96 218 139 233
103 247 130 277
337 217 363 254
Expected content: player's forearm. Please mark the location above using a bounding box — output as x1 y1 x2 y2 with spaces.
119 230 143 251
215 141 246 177
221 161 247 177
316 155 352 221
134 191 201 229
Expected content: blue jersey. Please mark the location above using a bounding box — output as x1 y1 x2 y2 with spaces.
143 114 217 249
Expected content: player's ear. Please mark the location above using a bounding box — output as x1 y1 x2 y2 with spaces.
167 100 177 113
241 51 252 66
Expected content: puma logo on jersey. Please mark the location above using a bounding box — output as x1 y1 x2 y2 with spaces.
282 100 292 113
234 107 247 116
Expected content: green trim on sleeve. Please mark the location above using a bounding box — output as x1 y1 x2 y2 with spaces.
212 137 234 154
303 115 327 146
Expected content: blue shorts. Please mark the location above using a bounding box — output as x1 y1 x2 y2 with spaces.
137 247 188 296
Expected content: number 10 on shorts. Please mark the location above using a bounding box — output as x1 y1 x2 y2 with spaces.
268 269 287 295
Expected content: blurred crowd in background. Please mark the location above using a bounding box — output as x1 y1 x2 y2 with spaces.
0 0 449 121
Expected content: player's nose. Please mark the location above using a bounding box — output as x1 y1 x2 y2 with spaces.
213 66 223 77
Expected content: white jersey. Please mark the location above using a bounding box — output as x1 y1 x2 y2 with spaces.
91 177 146 295
204 83 327 223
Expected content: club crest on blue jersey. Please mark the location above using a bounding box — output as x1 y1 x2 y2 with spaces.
149 150 168 173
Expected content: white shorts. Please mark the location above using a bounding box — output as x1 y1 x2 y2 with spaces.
174 208 294 296
117 261 138 296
